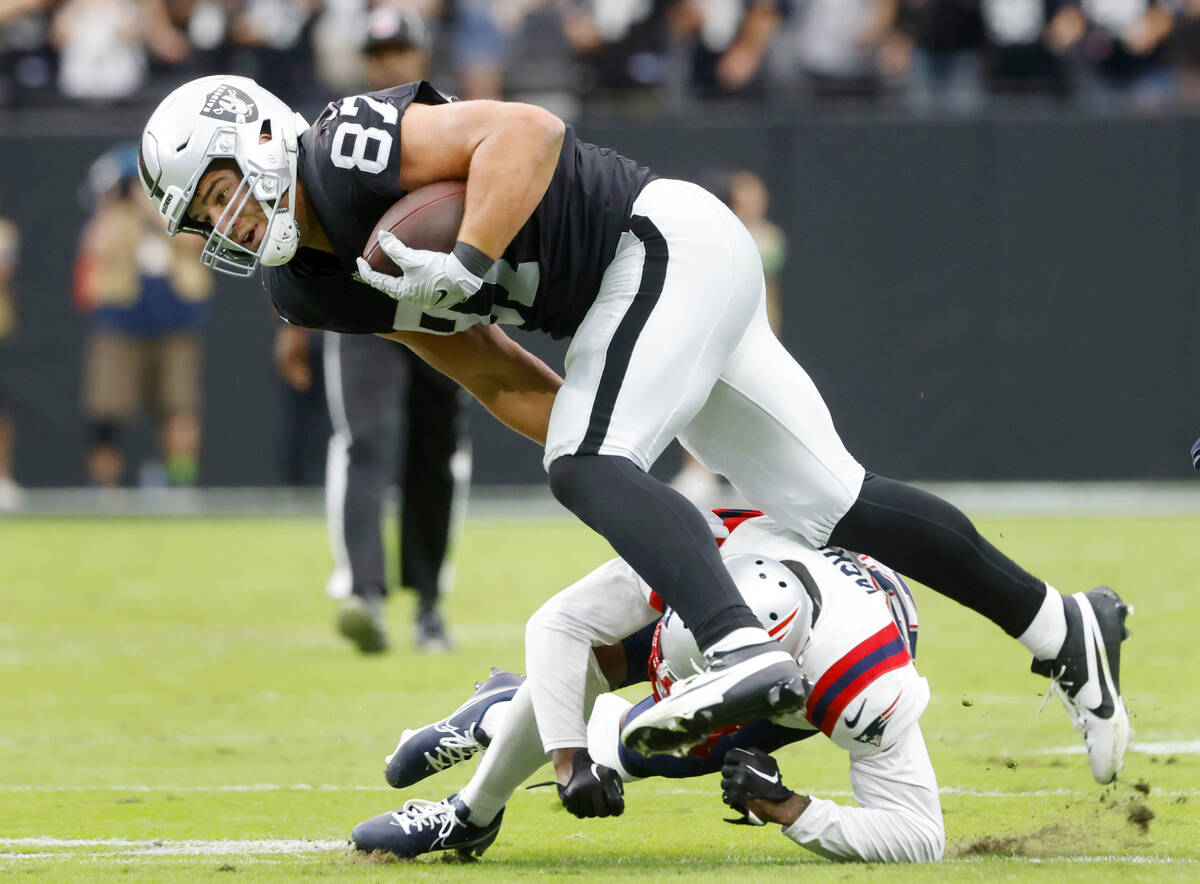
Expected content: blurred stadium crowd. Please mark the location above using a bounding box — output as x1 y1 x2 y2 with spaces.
6 0 1200 118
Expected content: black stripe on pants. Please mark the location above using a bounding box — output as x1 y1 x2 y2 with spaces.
576 214 667 456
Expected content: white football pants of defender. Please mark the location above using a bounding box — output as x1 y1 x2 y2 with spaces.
453 679 943 863
543 178 864 546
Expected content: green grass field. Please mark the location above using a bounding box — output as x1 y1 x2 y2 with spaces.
1 512 1198 881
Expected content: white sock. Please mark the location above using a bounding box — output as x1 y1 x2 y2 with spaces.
460 684 548 826
1018 585 1068 661
585 693 640 782
477 701 510 745
703 626 773 657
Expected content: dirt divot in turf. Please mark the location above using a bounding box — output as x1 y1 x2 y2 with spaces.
954 782 1158 858
343 847 484 866
956 823 1075 858
345 848 404 866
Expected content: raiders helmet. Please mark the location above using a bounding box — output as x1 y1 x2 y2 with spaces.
138 75 308 276
658 554 813 689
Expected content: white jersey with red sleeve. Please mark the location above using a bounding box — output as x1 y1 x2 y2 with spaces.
526 505 942 862
649 510 929 756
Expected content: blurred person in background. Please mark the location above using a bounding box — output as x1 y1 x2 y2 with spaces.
274 322 329 486
895 0 986 113
671 169 785 506
312 0 373 95
74 144 213 488
1047 0 1176 109
450 0 507 100
160 0 238 81
1174 0 1200 105
562 0 681 114
494 0 580 117
226 0 317 105
273 5 472 654
0 188 19 511
0 0 57 108
979 0 1073 101
683 0 898 106
675 0 780 103
51 0 188 103
780 0 900 104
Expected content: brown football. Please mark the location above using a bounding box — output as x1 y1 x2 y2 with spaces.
362 180 467 274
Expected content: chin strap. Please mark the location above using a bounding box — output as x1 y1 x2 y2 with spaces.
260 207 300 266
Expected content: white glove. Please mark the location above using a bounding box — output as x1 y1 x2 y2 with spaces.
355 230 492 312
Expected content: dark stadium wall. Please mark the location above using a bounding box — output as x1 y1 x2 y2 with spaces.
2 113 1199 486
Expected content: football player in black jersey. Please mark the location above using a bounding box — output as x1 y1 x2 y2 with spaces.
137 75 1131 785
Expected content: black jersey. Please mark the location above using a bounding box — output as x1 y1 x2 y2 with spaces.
265 81 655 339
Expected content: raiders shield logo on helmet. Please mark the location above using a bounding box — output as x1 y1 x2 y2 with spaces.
200 85 259 124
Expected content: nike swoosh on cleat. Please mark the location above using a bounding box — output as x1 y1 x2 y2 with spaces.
1090 634 1115 718
745 766 780 784
844 699 867 729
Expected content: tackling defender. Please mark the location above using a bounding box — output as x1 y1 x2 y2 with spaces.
350 509 956 862
137 76 1129 776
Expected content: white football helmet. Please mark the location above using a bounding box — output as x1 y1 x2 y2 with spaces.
138 75 308 277
658 554 814 688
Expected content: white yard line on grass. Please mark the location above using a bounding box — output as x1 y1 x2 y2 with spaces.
0 838 345 855
14 481 1200 517
3 783 1198 798
1020 740 1200 756
958 856 1196 865
0 839 1194 867
0 783 388 793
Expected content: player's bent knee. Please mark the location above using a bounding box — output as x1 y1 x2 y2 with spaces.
547 453 640 512
912 819 945 863
923 827 946 863
524 605 554 648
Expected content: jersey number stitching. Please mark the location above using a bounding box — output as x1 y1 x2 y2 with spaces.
330 95 397 175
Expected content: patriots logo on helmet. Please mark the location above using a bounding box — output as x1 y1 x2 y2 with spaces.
200 85 259 124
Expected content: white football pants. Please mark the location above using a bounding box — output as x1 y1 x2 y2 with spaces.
543 177 864 546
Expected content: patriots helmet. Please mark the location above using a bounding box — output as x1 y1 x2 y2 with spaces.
657 554 813 693
138 75 308 277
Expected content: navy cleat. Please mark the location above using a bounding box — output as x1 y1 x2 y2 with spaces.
352 794 503 860
1032 586 1132 784
385 668 524 788
620 642 810 758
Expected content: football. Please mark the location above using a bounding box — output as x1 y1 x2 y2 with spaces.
362 180 466 275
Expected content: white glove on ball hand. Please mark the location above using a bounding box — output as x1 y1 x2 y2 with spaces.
355 230 490 312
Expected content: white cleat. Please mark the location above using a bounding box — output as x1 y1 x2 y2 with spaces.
620 642 810 758
1033 586 1132 784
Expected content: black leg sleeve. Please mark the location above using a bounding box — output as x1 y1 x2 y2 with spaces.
828 472 1046 637
548 453 760 651
400 352 467 612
